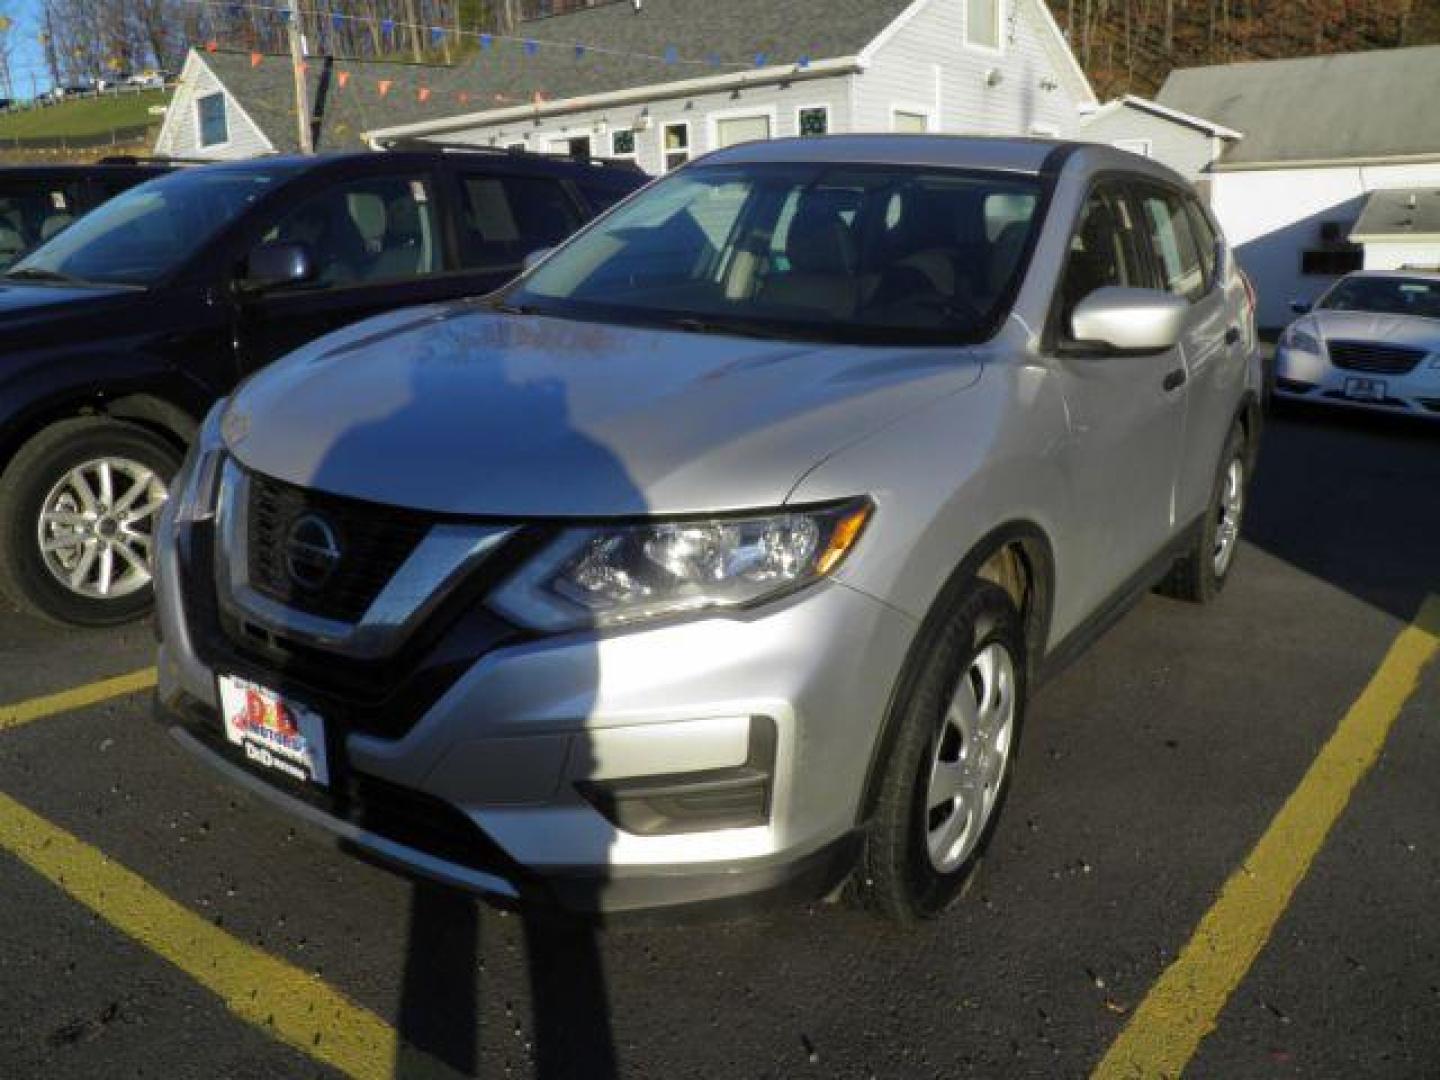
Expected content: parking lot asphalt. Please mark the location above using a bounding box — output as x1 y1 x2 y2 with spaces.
0 403 1436 1080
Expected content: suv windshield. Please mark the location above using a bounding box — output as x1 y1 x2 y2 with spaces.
1319 275 1440 320
506 163 1043 345
7 165 298 287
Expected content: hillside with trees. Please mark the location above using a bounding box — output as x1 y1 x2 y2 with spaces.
1049 0 1440 97
3 0 1439 105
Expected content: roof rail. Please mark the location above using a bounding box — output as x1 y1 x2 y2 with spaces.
373 136 644 172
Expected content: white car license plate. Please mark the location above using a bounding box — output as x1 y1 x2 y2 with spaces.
218 675 330 787
1343 377 1388 402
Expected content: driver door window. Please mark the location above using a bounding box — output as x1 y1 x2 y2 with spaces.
261 175 441 288
1057 187 1142 335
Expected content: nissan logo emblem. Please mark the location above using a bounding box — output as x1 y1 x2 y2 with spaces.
284 513 342 590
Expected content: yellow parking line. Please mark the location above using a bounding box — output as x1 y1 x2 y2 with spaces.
0 790 464 1079
0 667 158 733
1093 595 1440 1080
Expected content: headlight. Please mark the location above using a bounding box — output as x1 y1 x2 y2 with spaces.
1280 327 1322 354
492 500 873 632
170 400 227 527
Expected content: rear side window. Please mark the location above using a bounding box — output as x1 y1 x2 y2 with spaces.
1138 188 1206 302
459 174 583 271
0 182 86 268
262 174 442 288
1185 199 1219 291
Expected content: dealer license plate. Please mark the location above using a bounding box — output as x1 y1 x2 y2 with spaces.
1344 377 1388 402
217 675 330 787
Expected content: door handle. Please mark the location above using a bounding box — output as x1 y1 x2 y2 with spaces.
1163 368 1187 392
1225 326 1242 345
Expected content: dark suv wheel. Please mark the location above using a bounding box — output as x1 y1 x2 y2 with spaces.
0 418 181 626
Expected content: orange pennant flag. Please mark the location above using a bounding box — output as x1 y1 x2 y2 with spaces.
337 70 350 89
418 87 431 103
457 91 470 105
205 39 218 53
377 79 393 97
299 62 309 76
250 52 263 68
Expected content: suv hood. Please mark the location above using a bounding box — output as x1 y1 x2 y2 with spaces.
0 280 137 320
224 304 985 517
1309 310 1440 350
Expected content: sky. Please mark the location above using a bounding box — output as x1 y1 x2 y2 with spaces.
5 0 51 96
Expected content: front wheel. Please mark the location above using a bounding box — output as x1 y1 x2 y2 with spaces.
1156 422 1249 604
858 581 1026 923
0 418 181 627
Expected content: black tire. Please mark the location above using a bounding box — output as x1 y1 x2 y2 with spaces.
1156 422 1249 604
858 581 1027 924
0 418 182 627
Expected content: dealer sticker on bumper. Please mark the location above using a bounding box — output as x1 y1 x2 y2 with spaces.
218 675 330 787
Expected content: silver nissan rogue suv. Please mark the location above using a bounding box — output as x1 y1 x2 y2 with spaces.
154 137 1261 921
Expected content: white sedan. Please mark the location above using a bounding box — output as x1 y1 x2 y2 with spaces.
1275 271 1440 419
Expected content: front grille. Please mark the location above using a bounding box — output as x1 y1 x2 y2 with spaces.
246 471 432 623
1327 340 1426 375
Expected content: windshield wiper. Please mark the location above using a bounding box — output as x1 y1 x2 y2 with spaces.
4 267 85 285
667 316 797 341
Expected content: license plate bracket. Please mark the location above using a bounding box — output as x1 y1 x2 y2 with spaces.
1343 376 1388 402
217 675 331 787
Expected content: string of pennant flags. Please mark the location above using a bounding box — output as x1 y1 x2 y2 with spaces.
10 0 823 111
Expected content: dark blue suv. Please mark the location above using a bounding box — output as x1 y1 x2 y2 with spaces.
0 148 645 626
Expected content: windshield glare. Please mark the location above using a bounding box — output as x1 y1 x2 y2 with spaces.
8 167 292 286
1319 276 1440 319
511 163 1044 345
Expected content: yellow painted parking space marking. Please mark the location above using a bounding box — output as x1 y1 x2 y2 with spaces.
1094 595 1440 1080
0 790 463 1079
0 667 157 733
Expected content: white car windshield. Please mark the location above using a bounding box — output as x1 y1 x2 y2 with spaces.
1318 276 1440 320
507 162 1044 345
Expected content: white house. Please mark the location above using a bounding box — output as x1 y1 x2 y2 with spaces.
1076 94 1241 189
363 0 1097 169
1155 45 1440 330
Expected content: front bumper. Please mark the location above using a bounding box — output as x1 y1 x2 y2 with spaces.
1273 345 1440 419
154 508 916 913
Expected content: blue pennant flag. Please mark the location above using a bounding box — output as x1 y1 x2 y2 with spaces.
523 39 539 56
798 55 811 69
381 18 395 37
663 45 678 65
753 52 768 68
431 26 446 45
479 33 493 50
574 43 587 59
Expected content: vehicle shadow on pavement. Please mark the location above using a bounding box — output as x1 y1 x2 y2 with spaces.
1247 404 1440 624
291 313 633 1080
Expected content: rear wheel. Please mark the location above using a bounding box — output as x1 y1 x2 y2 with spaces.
858 581 1026 923
0 418 180 626
1157 422 1249 604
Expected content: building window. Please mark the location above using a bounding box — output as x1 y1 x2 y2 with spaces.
197 92 228 148
610 129 636 157
662 122 690 172
505 142 527 152
1301 249 1363 276
966 0 1002 49
797 106 829 137
714 113 772 149
892 108 930 133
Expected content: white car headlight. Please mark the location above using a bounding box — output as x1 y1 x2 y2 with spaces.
169 400 227 527
492 501 873 632
1280 326 1322 355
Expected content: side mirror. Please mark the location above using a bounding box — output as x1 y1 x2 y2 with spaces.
1289 298 1312 314
521 246 554 273
242 241 316 291
1069 287 1189 354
